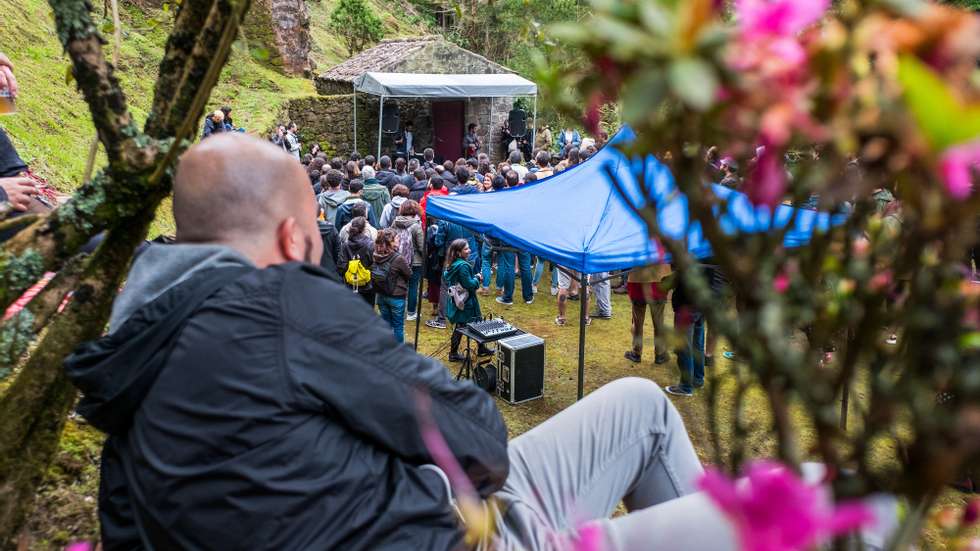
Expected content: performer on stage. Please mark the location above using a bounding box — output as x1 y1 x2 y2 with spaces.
463 122 481 158
395 121 414 159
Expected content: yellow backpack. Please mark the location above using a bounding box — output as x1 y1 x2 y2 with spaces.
344 255 372 289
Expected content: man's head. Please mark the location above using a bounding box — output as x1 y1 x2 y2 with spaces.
330 157 343 170
405 121 414 131
407 158 419 172
395 157 406 173
492 174 507 191
443 160 455 172
508 150 523 165
379 155 392 170
504 170 519 188
362 166 376 180
364 154 376 168
423 148 434 162
348 180 364 195
536 150 551 168
468 123 478 133
351 202 367 219
455 166 470 184
288 122 297 133
429 176 444 191
211 110 224 123
174 133 321 268
220 106 232 118
413 168 426 182
391 183 409 198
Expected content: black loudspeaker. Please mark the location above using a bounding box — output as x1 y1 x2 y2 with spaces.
496 333 544 404
508 109 527 138
381 105 400 134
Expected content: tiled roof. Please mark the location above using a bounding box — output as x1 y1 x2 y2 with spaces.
318 37 439 83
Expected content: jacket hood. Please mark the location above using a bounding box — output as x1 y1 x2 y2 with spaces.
109 244 254 332
392 215 420 229
373 250 395 263
445 258 468 279
65 246 255 435
390 196 408 208
318 189 350 207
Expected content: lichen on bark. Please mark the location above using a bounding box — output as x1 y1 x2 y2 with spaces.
0 311 34 379
1 249 44 292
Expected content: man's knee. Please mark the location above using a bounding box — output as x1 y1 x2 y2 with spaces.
600 377 668 408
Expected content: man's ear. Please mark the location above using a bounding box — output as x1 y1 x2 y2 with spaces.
276 217 304 262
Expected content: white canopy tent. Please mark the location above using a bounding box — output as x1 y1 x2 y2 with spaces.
352 71 539 159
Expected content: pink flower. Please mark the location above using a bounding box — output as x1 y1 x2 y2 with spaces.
773 272 790 294
745 146 786 207
939 140 980 200
735 0 829 39
699 461 876 551
964 498 980 527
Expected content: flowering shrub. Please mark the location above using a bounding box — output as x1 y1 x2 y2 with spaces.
542 0 979 547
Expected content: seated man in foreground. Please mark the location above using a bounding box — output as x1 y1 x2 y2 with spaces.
65 134 867 550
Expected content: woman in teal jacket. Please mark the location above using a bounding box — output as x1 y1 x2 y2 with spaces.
445 239 487 362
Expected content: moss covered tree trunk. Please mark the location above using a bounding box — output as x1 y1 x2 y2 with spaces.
0 0 252 543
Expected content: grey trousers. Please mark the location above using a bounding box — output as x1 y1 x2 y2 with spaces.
589 272 612 317
489 378 897 551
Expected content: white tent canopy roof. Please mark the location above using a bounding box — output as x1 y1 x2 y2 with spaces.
353 71 537 98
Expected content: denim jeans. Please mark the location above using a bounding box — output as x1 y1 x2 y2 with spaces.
532 256 544 286
377 294 406 342
499 250 533 303
590 272 612 316
675 312 705 393
407 265 423 316
480 242 494 290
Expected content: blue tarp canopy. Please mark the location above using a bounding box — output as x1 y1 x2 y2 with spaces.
426 126 846 274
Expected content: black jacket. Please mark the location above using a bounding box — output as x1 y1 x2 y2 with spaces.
317 221 341 280
338 232 375 290
376 169 402 192
65 262 508 550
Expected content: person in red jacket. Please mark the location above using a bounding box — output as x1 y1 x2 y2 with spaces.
419 174 449 227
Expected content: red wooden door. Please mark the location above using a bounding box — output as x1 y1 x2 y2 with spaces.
432 100 464 162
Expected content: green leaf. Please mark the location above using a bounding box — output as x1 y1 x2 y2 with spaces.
162 2 170 12
668 57 717 111
621 68 667 122
961 332 980 351
638 2 672 36
100 21 114 34
897 55 980 152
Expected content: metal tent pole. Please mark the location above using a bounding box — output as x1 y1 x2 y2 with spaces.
531 94 538 157
377 95 385 160
488 98 494 159
577 272 587 400
353 85 357 154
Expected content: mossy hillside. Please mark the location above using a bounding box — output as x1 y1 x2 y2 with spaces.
1 0 313 236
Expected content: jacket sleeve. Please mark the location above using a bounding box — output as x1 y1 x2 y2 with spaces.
337 244 350 278
395 256 412 280
366 204 379 228
283 269 509 496
459 263 481 291
412 224 424 259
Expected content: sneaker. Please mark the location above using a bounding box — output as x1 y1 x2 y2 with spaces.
554 316 567 326
624 351 641 363
406 312 418 321
664 385 693 397
448 352 465 363
550 287 558 296
654 353 669 365
722 351 736 360
885 334 898 345
590 311 612 320
532 285 538 294
495 296 513 306
525 297 534 305
425 319 446 329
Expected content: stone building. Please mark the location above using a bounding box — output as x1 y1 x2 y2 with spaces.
292 36 532 162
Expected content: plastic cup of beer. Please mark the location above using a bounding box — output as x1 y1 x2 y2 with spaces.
0 89 16 115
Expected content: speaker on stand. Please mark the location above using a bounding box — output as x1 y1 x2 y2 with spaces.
508 109 527 138
382 105 400 134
